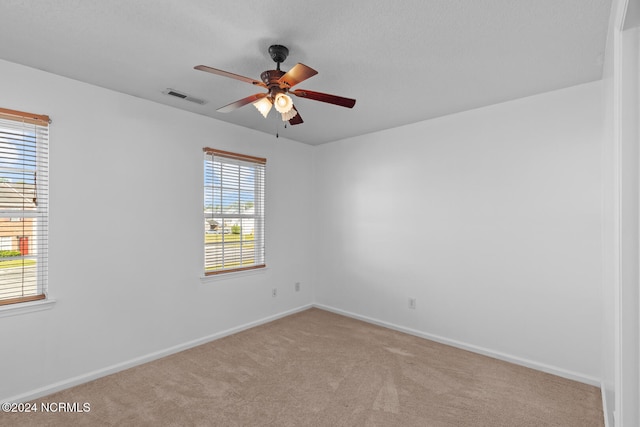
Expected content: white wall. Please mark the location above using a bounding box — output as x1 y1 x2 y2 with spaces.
313 81 604 383
0 59 314 401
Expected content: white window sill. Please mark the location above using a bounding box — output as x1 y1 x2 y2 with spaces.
0 298 56 318
200 266 268 283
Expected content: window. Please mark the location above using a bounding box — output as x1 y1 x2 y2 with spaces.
204 148 265 275
0 107 49 306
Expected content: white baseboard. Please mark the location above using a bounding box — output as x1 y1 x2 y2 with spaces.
4 304 313 404
313 303 601 387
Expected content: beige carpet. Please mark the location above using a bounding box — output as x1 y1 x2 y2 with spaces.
1 308 603 426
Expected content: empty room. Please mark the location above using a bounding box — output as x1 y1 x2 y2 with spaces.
0 1 638 426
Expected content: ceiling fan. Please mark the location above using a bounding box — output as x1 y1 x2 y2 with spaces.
194 45 356 125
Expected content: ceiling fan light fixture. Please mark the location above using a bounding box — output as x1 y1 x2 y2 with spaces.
253 97 273 118
281 108 298 121
274 93 293 113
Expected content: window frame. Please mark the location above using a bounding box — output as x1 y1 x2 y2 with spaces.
0 107 50 307
203 147 266 276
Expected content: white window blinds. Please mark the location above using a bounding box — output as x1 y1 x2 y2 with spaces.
204 148 265 275
0 108 49 306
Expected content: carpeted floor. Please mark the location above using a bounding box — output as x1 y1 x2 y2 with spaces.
1 308 603 426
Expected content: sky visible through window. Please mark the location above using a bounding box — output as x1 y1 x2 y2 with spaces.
0 127 37 185
204 159 256 214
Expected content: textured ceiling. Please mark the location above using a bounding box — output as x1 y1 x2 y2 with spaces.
0 0 612 145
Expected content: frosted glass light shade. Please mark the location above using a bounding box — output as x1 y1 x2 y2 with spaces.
253 97 273 118
281 108 298 121
274 93 293 113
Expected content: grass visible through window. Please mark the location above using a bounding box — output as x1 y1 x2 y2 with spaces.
0 259 36 269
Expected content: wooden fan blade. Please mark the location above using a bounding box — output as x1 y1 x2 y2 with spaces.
195 65 267 88
217 93 268 113
290 89 356 108
289 106 303 125
278 63 318 89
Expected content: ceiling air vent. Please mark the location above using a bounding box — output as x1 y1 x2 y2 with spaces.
162 88 206 105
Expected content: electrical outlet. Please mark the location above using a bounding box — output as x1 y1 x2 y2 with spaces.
272 288 277 297
408 298 416 309
295 282 300 292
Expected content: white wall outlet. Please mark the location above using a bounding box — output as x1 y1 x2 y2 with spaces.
409 298 416 309
272 288 277 297
295 282 300 292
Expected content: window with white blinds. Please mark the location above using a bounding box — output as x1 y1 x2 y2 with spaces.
204 148 265 275
0 108 49 306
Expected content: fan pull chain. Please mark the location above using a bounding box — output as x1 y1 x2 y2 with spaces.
275 117 290 138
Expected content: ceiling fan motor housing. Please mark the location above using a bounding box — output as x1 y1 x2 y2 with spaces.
261 69 287 100
261 69 285 85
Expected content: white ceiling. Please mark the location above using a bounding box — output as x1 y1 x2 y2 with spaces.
0 0 612 145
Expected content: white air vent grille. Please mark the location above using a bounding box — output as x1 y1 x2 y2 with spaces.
162 88 206 105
